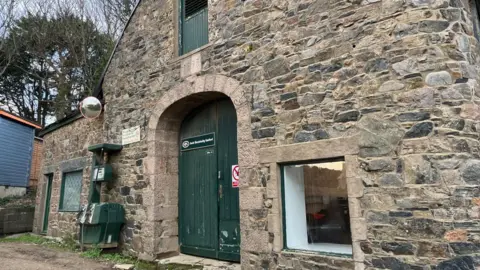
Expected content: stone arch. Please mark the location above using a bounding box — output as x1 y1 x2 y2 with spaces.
141 74 257 258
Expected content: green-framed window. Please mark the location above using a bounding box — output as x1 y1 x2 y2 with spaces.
59 170 83 212
179 0 208 55
281 158 352 255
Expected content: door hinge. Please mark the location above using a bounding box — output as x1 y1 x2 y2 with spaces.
218 171 221 179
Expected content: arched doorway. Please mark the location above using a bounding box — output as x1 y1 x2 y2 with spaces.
178 98 240 262
144 75 258 261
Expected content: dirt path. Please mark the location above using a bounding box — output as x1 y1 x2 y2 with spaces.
0 242 112 270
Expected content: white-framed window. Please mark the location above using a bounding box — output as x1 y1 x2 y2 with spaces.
282 159 352 255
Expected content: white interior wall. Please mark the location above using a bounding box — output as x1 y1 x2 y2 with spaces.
284 166 308 249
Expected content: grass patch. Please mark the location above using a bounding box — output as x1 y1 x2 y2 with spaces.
0 233 47 244
0 196 20 207
81 246 136 264
80 246 161 269
0 234 201 270
81 246 103 259
0 233 77 251
80 247 203 269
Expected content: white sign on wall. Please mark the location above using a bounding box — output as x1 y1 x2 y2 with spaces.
122 126 141 145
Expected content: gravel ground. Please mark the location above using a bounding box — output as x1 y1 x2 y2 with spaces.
0 242 112 270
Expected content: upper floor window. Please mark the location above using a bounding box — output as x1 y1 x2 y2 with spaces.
179 0 208 55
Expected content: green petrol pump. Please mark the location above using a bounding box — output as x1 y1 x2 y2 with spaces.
77 143 124 249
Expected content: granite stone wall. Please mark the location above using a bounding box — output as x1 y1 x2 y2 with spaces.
36 0 480 269
33 117 103 237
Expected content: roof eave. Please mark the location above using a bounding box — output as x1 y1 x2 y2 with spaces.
0 110 42 129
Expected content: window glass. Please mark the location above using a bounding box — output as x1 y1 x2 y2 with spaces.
60 171 83 211
283 161 352 254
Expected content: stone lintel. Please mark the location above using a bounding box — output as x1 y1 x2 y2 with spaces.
259 136 359 164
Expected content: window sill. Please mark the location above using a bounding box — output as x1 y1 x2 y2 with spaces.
171 42 213 63
58 210 80 213
281 249 353 260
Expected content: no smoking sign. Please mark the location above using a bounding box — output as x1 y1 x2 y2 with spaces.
232 165 239 188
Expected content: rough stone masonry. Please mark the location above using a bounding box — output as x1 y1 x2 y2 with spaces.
35 0 480 269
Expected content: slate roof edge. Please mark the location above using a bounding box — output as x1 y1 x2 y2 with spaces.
38 112 83 137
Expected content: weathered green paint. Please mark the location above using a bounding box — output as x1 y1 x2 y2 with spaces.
180 0 208 55
179 101 218 258
179 99 240 262
216 99 240 262
42 174 53 233
87 144 122 203
79 203 125 246
181 133 215 151
88 155 102 204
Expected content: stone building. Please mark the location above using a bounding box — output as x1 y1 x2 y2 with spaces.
34 0 480 269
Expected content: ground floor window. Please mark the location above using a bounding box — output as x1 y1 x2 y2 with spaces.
59 170 83 212
282 159 352 255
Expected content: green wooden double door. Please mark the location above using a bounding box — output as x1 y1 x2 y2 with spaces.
179 99 240 262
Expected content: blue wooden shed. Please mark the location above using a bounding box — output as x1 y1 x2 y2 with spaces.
0 110 41 188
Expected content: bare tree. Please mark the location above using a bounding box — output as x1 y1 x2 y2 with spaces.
98 0 136 27
0 0 138 124
0 0 17 77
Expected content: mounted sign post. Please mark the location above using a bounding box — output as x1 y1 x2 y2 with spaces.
181 133 215 151
232 165 239 188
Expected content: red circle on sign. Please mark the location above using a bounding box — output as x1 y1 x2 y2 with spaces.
233 166 239 181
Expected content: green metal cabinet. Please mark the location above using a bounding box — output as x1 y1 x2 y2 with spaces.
79 203 125 247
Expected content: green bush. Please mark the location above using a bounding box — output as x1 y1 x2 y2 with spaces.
0 196 21 207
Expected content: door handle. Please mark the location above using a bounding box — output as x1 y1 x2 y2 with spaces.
219 184 223 199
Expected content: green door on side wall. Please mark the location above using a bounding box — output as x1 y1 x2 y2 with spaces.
42 174 53 234
179 99 240 262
